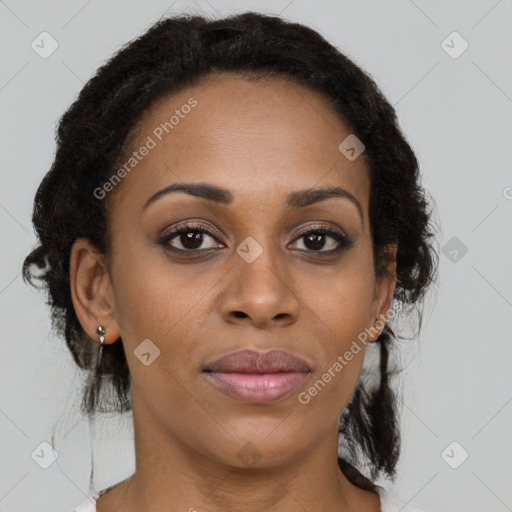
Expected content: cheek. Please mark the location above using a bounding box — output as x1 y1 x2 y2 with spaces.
109 250 209 418
297 282 370 416
110 241 209 339
109 246 221 396
304 261 375 348
296 263 374 410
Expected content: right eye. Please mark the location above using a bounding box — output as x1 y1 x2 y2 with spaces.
158 222 225 252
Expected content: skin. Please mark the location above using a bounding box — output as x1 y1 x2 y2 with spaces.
70 72 397 512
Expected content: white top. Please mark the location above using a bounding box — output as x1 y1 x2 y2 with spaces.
72 483 424 512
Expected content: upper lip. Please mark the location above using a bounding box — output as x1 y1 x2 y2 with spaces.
203 349 311 373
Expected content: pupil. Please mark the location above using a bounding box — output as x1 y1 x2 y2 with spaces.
181 231 203 249
305 233 325 250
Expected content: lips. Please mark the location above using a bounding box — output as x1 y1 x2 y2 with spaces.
203 349 311 373
202 349 311 403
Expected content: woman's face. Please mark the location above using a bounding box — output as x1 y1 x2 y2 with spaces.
73 72 396 469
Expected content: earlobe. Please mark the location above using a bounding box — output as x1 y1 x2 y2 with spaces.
69 237 120 344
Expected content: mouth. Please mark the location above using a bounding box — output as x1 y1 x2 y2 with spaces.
202 349 311 403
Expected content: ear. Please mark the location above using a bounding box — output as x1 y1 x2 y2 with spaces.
69 237 120 345
368 243 398 342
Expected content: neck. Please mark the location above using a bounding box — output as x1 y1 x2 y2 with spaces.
97 391 381 512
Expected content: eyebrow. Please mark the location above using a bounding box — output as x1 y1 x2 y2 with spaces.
142 182 364 224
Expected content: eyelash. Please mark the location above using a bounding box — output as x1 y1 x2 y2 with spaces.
158 221 354 256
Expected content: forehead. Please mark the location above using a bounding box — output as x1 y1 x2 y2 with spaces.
108 72 370 220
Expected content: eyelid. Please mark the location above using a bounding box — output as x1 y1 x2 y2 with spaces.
159 219 226 244
292 221 348 240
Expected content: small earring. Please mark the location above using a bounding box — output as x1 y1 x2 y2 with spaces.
96 325 106 369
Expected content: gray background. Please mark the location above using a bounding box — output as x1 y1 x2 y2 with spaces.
1 1 511 511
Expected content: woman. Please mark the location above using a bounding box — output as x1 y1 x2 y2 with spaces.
23 11 438 512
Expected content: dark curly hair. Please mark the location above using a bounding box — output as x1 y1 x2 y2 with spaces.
22 11 439 492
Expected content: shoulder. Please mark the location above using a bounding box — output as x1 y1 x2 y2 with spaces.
71 477 129 512
377 485 425 512
70 492 100 512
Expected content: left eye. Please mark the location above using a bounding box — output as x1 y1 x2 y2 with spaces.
289 228 352 253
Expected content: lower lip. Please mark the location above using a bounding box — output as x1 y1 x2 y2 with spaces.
204 371 309 403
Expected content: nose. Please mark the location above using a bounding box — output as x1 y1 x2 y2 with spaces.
219 242 300 329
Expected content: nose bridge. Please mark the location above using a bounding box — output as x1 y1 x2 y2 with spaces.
237 231 285 297
220 231 300 327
